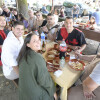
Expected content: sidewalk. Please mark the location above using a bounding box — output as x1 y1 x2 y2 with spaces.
0 67 18 100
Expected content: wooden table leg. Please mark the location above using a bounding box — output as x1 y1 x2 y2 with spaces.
60 87 68 100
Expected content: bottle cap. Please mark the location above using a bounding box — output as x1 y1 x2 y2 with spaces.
63 39 65 41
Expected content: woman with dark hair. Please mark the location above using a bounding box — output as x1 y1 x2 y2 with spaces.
18 13 28 28
17 32 56 100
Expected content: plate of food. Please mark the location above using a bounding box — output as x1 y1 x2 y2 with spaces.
46 60 54 65
47 65 58 72
68 59 85 71
47 59 59 67
46 54 55 60
47 48 59 55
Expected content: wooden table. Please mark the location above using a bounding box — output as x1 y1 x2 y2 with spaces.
43 41 87 100
76 27 100 42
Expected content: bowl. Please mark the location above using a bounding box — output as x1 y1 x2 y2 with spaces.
47 60 53 64
55 55 60 61
65 55 70 62
54 44 59 49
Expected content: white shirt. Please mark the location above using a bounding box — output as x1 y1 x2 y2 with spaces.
1 31 24 78
54 14 58 24
90 62 100 85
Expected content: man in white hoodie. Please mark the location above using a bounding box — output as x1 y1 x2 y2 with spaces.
1 21 24 80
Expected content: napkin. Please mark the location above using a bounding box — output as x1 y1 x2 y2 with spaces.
54 70 62 77
70 55 76 59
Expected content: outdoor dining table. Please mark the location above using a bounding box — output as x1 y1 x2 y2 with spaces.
74 25 100 42
43 41 88 100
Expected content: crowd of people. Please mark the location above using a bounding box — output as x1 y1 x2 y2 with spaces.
0 3 100 100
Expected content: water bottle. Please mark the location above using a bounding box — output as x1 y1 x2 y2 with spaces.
60 57 65 68
41 32 45 45
59 39 67 59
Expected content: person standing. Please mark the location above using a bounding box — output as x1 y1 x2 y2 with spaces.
1 21 24 80
72 4 80 18
0 16 6 66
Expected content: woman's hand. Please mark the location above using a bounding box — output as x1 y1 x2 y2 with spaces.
83 84 96 100
54 92 58 100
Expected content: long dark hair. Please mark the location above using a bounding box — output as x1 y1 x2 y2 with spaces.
17 32 38 65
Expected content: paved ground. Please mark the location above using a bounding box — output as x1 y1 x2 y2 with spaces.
0 39 100 100
0 67 18 100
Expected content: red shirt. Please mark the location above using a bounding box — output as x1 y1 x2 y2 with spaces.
0 30 6 66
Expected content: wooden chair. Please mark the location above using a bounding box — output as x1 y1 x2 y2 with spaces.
12 78 19 88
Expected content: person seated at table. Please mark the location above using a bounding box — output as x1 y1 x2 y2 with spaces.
59 7 65 18
28 9 36 32
57 16 86 53
68 53 100 100
18 13 28 28
13 9 18 21
17 32 56 100
34 11 47 33
1 21 24 80
41 13 60 41
0 16 7 66
1 6 10 17
86 16 97 29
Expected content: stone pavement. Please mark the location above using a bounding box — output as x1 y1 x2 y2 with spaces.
0 67 18 100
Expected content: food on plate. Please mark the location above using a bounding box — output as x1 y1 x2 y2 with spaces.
48 49 59 55
69 59 85 71
47 54 55 59
54 64 59 68
53 60 59 65
47 65 58 72
55 56 59 61
47 60 53 64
